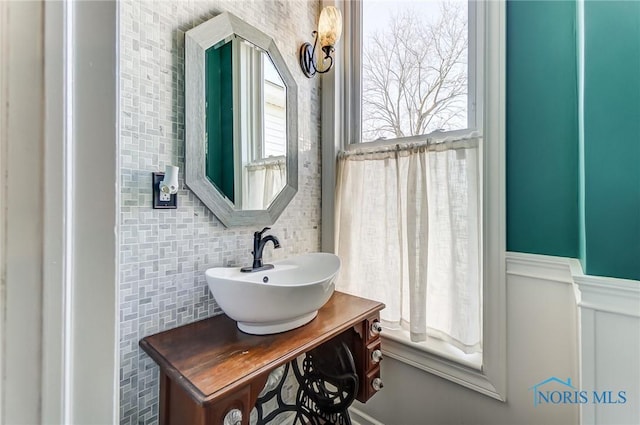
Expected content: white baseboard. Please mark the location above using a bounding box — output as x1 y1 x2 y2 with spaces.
349 406 385 425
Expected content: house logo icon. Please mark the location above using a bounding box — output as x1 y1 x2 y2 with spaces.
529 377 576 407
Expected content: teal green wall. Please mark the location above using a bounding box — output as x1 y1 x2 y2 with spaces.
205 42 235 203
506 0 580 258
582 0 640 280
506 0 640 281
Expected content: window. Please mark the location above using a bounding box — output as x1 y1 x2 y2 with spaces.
262 55 287 158
322 0 506 400
361 0 474 142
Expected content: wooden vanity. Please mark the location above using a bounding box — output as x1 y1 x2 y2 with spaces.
140 291 385 425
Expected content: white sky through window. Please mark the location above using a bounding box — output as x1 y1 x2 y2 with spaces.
361 0 469 141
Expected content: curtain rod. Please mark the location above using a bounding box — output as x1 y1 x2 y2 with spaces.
338 135 480 159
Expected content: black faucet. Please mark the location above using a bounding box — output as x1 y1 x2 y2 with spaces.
240 227 281 272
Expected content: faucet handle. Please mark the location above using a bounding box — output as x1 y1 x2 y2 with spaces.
256 227 271 237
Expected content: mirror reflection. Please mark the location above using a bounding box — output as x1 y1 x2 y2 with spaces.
185 12 298 227
205 36 287 210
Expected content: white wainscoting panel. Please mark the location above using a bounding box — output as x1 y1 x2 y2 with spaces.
574 269 640 425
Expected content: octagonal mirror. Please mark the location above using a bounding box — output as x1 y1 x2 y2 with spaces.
185 12 298 227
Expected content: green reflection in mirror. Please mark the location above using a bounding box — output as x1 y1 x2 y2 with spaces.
204 36 288 210
205 40 235 203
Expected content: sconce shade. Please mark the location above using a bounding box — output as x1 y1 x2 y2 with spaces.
317 6 342 48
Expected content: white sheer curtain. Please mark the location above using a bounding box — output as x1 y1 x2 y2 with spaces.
335 137 481 353
243 156 286 210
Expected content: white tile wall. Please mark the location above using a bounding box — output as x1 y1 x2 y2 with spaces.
118 1 321 423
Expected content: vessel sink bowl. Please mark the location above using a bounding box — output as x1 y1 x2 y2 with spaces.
205 253 341 335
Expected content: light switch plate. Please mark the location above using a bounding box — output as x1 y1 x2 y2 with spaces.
152 172 177 209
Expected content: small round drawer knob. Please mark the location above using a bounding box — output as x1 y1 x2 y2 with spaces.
372 377 384 391
223 408 242 425
371 349 383 363
370 321 382 335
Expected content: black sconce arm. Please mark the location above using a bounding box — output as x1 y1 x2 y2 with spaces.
299 31 336 78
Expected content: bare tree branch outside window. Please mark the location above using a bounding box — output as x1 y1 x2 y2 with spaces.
362 2 468 141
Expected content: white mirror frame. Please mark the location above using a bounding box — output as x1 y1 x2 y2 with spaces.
185 12 298 227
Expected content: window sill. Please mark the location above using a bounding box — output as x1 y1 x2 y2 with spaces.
381 328 505 401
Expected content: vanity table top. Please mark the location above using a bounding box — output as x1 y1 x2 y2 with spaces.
139 291 384 406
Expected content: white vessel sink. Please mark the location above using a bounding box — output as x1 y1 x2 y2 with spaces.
205 253 341 335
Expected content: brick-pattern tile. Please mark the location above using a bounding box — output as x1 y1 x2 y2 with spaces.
119 1 321 423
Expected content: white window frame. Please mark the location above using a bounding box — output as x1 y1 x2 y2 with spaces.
321 0 506 401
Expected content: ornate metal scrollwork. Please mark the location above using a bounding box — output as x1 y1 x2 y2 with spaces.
254 340 358 425
291 341 358 425
254 363 297 424
223 408 242 425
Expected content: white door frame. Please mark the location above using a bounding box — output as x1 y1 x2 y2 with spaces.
1 1 45 423
43 1 120 423
0 0 6 418
1 1 119 424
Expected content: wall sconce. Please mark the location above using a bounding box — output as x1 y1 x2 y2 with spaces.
299 6 343 78
153 165 179 209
